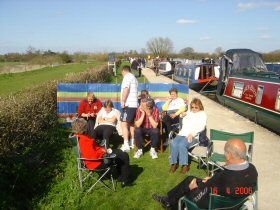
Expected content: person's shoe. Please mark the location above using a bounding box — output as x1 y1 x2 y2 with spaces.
169 164 178 173
130 139 135 149
181 165 190 174
133 149 143 159
130 144 135 149
152 194 171 208
150 148 158 159
120 144 131 152
121 181 134 188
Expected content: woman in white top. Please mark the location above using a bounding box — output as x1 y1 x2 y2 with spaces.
170 98 207 174
93 100 118 148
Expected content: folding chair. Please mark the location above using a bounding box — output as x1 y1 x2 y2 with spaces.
143 120 164 152
188 128 210 169
178 187 257 210
207 129 254 175
69 135 116 193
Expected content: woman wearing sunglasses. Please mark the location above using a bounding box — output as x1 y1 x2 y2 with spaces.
169 98 207 174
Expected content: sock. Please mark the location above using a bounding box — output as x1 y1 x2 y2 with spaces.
124 140 129 146
130 138 134 146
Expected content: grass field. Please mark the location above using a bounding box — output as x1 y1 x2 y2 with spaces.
0 62 105 96
0 61 26 67
35 142 207 210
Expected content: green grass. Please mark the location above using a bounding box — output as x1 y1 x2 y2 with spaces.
0 61 26 67
0 62 105 96
35 144 207 210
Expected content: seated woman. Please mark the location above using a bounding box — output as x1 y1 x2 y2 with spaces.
72 118 131 187
78 92 103 138
93 100 118 149
170 98 207 174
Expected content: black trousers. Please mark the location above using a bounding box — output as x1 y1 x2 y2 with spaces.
93 124 116 148
162 114 179 134
167 176 209 208
135 127 159 149
97 149 130 184
86 118 96 139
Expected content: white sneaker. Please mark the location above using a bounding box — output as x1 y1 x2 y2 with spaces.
150 148 158 159
120 144 130 152
133 149 143 159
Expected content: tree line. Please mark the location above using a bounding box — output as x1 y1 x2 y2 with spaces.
1 38 280 64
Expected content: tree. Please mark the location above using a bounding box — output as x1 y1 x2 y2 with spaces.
146 37 173 56
180 47 195 54
214 47 223 56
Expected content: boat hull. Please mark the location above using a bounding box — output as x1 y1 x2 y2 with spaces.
217 93 280 134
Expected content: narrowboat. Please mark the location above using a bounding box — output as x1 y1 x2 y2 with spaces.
158 61 174 76
216 49 280 134
266 63 280 74
173 58 220 92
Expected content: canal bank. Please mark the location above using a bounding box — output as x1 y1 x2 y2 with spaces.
142 67 280 210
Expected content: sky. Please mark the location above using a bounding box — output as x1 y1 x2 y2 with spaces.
0 0 280 54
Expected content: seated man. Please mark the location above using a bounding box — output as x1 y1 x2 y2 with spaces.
162 88 186 135
134 97 160 159
93 100 118 149
78 92 103 138
72 118 131 187
152 138 258 209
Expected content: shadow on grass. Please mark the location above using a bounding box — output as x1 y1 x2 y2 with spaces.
129 164 144 184
0 127 70 209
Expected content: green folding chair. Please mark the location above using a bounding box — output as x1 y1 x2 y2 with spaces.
207 129 254 175
178 184 258 210
69 134 116 193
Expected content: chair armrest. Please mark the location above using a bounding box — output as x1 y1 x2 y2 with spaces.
247 145 253 162
78 154 116 161
207 141 213 158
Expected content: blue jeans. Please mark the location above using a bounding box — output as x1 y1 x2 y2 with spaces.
170 135 198 166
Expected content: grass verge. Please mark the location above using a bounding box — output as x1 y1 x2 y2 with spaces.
0 62 105 97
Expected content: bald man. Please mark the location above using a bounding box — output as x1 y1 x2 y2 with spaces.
152 138 258 209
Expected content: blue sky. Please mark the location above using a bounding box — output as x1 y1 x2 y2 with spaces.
0 0 280 54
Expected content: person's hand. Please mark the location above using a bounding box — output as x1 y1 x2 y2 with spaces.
145 108 152 116
121 102 126 109
180 112 187 117
202 176 211 183
187 134 193 142
189 178 198 190
170 113 176 119
90 113 95 117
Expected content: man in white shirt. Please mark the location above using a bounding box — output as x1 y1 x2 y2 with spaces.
162 88 186 135
120 65 138 152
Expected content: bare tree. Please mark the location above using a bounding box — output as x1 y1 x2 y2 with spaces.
146 37 173 56
214 47 223 56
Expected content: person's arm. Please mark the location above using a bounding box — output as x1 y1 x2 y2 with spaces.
121 87 130 108
78 100 90 118
161 99 172 111
175 106 187 116
135 109 145 127
146 108 159 128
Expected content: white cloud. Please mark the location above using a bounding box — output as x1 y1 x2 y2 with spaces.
176 19 197 24
238 2 280 12
200 36 211 41
256 27 270 32
260 35 272 39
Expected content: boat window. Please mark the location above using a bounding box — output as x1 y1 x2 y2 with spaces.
255 86 264 104
232 82 244 98
276 89 280 111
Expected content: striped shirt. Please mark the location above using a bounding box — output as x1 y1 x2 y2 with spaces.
135 107 159 129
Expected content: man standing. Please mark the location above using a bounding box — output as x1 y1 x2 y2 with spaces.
152 138 258 209
78 92 103 138
120 65 138 152
133 97 159 159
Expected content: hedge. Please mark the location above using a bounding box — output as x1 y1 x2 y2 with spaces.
0 65 111 209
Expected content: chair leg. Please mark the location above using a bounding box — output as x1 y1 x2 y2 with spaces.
78 166 83 189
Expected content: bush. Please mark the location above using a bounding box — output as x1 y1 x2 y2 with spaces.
0 65 110 209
